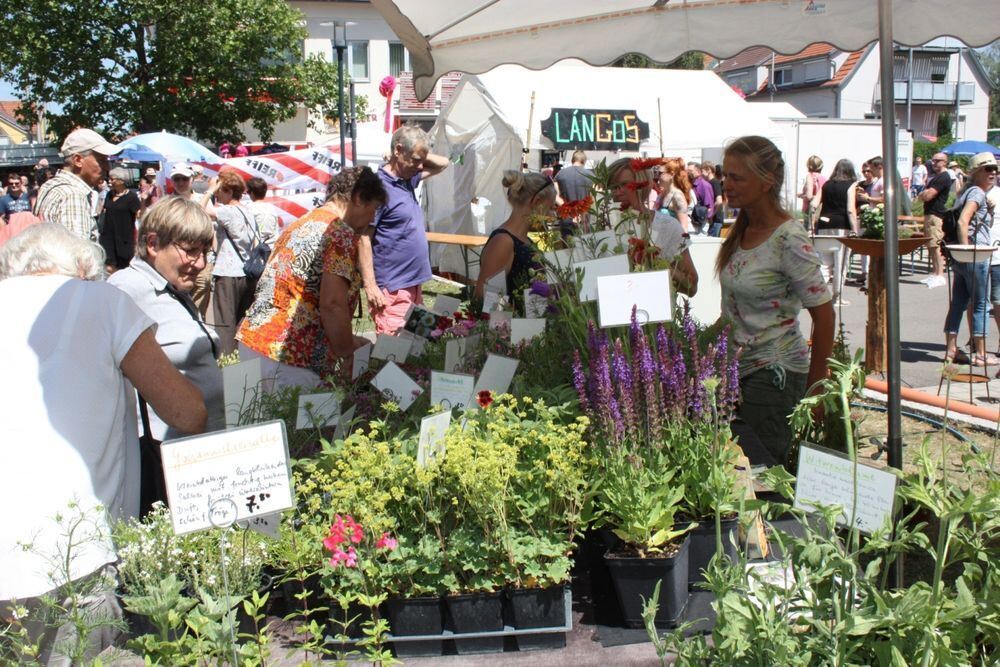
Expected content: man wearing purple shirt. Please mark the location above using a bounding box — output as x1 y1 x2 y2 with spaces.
359 124 449 334
687 161 715 235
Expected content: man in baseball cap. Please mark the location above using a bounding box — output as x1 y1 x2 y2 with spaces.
33 128 121 240
168 163 195 199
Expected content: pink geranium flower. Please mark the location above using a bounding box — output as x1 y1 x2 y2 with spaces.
376 532 399 551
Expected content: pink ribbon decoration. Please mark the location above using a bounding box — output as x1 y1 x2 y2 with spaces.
379 76 396 133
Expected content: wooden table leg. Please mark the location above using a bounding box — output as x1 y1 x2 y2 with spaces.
865 256 887 374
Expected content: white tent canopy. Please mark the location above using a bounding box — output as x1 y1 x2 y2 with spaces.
425 61 785 275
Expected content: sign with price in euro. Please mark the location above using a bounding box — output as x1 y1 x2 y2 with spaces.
160 421 294 535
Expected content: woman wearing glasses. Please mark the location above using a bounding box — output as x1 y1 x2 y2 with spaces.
474 171 553 314
108 197 224 513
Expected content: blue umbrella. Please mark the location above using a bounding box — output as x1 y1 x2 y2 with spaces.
940 140 1000 157
116 131 220 163
114 143 164 162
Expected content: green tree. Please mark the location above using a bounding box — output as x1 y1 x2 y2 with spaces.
976 41 1000 130
0 0 353 145
612 52 705 70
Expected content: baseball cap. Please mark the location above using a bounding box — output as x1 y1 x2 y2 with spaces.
170 163 194 179
61 128 121 157
948 160 959 168
969 152 998 171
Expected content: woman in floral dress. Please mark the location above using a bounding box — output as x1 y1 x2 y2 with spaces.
716 136 835 465
237 167 386 388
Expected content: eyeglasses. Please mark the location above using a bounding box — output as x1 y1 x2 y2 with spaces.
171 175 191 181
984 166 999 173
931 158 947 163
172 242 207 262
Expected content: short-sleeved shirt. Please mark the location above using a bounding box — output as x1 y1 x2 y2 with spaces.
692 176 715 218
554 165 594 202
109 258 225 440
720 220 831 378
371 167 432 292
710 178 725 223
0 192 31 222
237 208 360 376
213 203 256 278
955 185 994 247
924 171 953 216
912 164 928 187
34 169 97 240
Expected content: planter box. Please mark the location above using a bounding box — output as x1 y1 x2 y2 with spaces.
687 515 740 587
507 585 567 650
604 535 690 628
444 591 505 654
384 596 444 657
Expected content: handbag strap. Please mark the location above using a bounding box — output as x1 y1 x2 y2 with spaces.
164 282 219 359
219 205 255 262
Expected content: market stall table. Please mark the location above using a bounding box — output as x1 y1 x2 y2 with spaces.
426 231 489 288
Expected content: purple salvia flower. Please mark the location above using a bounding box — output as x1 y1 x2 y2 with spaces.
637 332 660 439
611 339 636 443
529 279 552 298
572 350 590 413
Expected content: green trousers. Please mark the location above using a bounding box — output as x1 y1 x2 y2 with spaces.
738 365 807 466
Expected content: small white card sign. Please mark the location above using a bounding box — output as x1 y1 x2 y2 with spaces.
352 343 371 380
161 420 293 535
542 247 575 281
239 512 281 538
416 411 452 467
333 405 357 440
596 270 673 327
576 254 630 302
223 358 263 427
794 443 898 534
511 318 546 345
473 354 519 397
397 330 428 357
523 289 548 318
571 229 621 261
371 361 423 410
489 310 513 331
430 371 476 410
443 334 480 373
371 333 412 362
295 392 340 430
430 295 461 317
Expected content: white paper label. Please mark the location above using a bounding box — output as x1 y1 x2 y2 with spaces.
511 318 546 345
161 420 293 535
576 254 630 302
295 392 340 430
431 295 461 316
596 270 673 327
371 333 413 362
370 361 423 410
430 371 476 410
794 443 898 534
416 411 452 467
352 343 371 380
523 289 548 318
473 353 519 397
222 358 263 428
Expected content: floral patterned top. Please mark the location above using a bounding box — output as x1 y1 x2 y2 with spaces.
237 208 359 376
720 220 830 378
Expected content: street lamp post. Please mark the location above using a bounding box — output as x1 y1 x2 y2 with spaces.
333 21 347 169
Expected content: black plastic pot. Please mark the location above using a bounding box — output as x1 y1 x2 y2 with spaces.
444 591 504 654
507 585 567 650
687 515 740 587
603 535 690 628
385 596 444 657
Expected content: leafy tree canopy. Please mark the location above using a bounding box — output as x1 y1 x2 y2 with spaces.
612 52 705 71
0 0 348 145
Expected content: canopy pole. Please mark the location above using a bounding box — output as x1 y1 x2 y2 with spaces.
524 90 536 170
877 0 904 590
657 97 664 155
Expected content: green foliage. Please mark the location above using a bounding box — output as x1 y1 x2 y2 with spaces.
613 52 705 70
0 0 363 144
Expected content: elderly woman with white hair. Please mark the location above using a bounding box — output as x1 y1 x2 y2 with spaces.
109 197 224 513
0 223 206 662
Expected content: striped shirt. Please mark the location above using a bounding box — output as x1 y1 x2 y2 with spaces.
34 169 97 241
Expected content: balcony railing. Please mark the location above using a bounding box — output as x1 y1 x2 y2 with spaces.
893 81 974 103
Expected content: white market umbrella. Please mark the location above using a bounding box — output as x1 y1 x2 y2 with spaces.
118 130 220 163
371 0 1000 511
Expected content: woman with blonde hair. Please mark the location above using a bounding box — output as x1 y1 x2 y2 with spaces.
474 170 553 314
608 158 698 296
799 154 827 226
717 136 834 465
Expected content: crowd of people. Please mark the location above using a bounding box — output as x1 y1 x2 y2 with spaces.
2 117 995 659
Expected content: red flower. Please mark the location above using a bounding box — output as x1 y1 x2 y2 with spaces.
436 315 454 330
477 390 494 408
627 237 661 266
556 194 593 219
630 157 664 171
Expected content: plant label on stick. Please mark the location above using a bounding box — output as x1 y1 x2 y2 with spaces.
430 371 476 410
489 310 513 331
416 411 452 467
576 254 630 302
239 512 281 538
431 295 461 316
371 333 412 362
401 304 440 339
443 334 480 373
222 357 262 427
295 392 340 430
352 342 371 379
596 270 673 327
511 318 546 345
523 289 548 318
473 353 519 397
370 361 423 410
397 329 427 357
161 420 293 535
794 443 898 534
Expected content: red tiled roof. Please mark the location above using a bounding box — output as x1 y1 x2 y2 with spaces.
0 101 27 127
715 46 774 73
822 48 865 87
772 42 835 65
